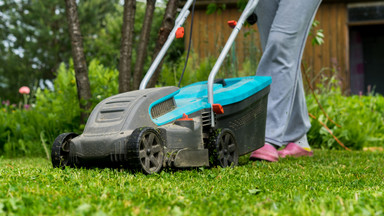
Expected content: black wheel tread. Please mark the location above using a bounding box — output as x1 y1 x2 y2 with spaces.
127 127 164 174
51 132 78 168
210 128 239 168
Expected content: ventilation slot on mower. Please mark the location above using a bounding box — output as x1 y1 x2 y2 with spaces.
97 99 134 122
98 108 126 122
202 111 212 127
151 97 176 118
105 100 131 104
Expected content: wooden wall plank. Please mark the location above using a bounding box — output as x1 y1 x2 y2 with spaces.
184 2 350 91
313 4 323 84
322 3 331 78
341 3 350 93
329 4 338 74
336 3 347 92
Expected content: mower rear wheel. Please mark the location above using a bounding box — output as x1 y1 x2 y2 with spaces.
127 127 164 174
51 132 78 169
212 128 238 167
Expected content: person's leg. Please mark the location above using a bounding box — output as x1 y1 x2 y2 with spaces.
278 71 313 157
255 0 279 51
255 0 321 147
249 0 281 162
282 70 311 144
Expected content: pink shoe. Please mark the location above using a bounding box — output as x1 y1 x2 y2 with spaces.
250 143 279 162
278 143 313 158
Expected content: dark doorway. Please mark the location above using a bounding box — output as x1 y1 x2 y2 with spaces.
348 2 384 95
350 25 384 95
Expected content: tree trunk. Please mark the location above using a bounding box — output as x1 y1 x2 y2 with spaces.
147 0 179 88
133 0 157 90
119 0 136 93
65 0 92 124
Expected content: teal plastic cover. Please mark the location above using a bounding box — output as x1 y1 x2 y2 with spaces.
150 76 271 126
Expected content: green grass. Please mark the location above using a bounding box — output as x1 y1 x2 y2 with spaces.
1 150 384 215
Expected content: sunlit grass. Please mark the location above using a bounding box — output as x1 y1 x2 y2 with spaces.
1 150 383 215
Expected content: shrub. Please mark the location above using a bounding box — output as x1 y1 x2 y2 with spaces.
306 75 384 150
0 59 119 157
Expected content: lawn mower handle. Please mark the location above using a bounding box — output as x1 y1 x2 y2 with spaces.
208 0 259 127
139 0 195 90
140 0 259 128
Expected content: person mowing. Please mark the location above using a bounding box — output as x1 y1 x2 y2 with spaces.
249 0 322 162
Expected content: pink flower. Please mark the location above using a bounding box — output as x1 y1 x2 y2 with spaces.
2 100 10 106
19 86 30 94
24 104 31 110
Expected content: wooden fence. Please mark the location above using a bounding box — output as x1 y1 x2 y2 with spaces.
184 2 350 92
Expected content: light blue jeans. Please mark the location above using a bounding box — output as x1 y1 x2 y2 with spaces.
255 0 322 146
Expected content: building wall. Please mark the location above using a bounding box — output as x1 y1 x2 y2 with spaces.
303 3 349 93
185 2 350 92
185 8 261 71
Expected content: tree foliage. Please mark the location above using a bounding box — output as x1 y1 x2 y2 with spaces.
0 0 171 101
0 0 70 101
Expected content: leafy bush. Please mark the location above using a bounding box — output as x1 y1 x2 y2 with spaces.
307 75 384 150
0 60 118 157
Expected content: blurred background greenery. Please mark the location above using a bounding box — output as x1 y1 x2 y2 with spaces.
0 0 383 157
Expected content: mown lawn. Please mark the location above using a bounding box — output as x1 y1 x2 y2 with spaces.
1 150 383 215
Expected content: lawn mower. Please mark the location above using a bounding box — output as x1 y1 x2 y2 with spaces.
51 0 271 174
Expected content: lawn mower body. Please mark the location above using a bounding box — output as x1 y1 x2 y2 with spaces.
51 0 268 173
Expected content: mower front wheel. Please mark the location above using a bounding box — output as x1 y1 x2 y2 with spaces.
211 128 239 168
127 127 165 174
51 132 78 169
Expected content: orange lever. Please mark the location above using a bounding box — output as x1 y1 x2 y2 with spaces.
227 20 237 29
212 104 224 114
176 27 185 39
178 113 193 121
